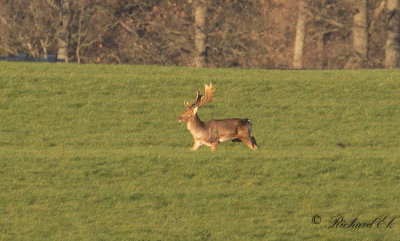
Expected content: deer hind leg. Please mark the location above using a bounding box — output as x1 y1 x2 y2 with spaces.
251 136 258 150
238 126 258 151
240 135 258 151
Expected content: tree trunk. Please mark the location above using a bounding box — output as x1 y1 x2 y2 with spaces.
193 0 207 68
316 33 326 69
346 0 368 68
293 0 307 69
57 0 71 63
385 0 400 68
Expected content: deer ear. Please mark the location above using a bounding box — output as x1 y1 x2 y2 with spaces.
193 106 198 114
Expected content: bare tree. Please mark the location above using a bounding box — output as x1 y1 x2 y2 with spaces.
354 0 369 64
385 0 400 68
68 1 116 64
0 0 396 68
56 0 71 62
193 0 207 67
293 0 307 69
345 0 369 68
0 1 58 58
0 1 21 56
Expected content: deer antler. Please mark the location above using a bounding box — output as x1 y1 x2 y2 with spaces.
197 83 215 108
184 83 215 109
184 89 202 109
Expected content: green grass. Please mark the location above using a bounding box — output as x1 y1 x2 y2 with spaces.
0 62 399 240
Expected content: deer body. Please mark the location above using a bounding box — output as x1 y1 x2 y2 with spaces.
179 83 258 151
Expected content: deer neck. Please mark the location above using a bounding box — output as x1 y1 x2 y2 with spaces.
187 114 204 134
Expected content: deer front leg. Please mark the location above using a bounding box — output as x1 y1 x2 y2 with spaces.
190 139 202 151
211 142 218 151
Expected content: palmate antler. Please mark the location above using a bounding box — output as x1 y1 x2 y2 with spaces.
198 82 215 107
184 83 215 109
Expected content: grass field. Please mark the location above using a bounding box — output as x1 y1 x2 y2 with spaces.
0 62 399 240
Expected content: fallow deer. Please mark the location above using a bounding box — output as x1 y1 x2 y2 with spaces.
178 83 258 151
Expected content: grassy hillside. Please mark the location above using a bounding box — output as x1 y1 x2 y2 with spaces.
0 62 399 240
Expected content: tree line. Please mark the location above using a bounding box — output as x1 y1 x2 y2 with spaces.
0 0 399 69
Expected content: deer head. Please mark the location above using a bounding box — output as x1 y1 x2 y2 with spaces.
178 83 215 123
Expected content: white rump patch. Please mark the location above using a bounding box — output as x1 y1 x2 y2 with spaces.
248 119 252 133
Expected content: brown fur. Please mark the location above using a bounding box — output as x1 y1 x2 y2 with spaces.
178 84 258 151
